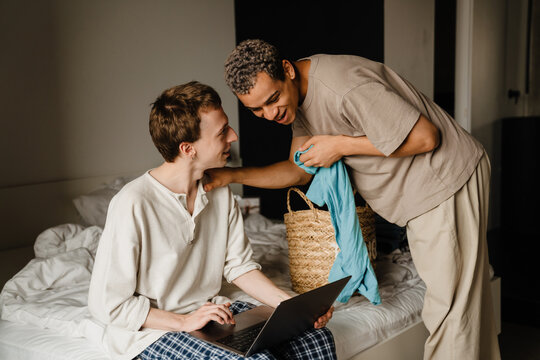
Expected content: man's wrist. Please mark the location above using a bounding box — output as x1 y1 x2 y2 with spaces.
227 166 241 185
172 312 187 332
338 135 354 157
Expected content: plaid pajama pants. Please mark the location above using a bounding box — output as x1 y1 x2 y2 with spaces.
137 301 337 360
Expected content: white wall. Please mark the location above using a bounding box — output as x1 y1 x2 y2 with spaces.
384 0 435 99
386 0 511 230
0 0 239 188
0 0 519 246
469 0 508 229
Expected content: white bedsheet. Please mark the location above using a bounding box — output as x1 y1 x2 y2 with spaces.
0 320 109 360
0 214 425 360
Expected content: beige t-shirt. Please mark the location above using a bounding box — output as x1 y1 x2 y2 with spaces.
292 55 484 226
88 172 261 360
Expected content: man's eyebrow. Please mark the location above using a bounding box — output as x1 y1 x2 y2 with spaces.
247 91 279 110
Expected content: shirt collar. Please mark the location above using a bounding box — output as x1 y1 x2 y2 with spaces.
145 171 209 217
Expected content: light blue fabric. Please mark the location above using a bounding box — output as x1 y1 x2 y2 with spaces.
294 147 381 304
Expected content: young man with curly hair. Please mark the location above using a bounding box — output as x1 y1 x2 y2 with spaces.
204 40 500 360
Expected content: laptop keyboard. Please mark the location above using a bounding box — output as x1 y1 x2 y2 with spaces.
216 322 265 352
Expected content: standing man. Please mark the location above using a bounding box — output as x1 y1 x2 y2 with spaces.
204 39 500 359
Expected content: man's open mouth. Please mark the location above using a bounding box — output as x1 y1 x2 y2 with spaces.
276 109 287 123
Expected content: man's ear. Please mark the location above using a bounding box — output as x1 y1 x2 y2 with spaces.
282 60 296 80
179 142 196 159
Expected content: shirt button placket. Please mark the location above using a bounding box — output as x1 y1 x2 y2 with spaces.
177 195 194 245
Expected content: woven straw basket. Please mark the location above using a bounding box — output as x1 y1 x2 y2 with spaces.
283 187 377 294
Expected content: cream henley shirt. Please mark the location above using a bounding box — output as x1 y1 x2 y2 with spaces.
88 171 261 360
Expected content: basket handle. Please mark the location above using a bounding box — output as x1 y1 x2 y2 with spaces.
287 187 316 214
287 187 369 213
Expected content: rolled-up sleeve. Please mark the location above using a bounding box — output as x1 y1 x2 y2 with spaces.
341 82 420 157
88 196 150 331
222 190 261 283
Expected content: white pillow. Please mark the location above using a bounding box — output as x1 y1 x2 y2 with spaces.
72 176 133 227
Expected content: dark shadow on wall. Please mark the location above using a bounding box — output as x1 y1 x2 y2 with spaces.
434 0 456 117
499 116 540 328
0 1 67 249
234 0 384 219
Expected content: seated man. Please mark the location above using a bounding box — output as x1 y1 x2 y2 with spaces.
88 81 336 360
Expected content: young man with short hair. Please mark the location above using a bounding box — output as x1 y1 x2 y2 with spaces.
205 39 500 360
88 81 336 360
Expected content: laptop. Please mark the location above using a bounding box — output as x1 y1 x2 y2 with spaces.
189 276 351 357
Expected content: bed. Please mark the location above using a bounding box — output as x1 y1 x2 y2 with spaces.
0 174 501 360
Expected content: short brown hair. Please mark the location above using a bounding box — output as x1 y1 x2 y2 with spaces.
149 81 221 162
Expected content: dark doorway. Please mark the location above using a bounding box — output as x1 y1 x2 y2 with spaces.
434 0 456 116
234 0 384 219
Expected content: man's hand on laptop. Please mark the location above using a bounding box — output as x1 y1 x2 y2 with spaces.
182 302 236 332
314 306 334 329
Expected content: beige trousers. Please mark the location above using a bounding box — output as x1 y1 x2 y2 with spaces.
406 154 500 360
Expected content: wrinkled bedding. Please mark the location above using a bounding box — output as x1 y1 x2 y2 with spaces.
0 224 106 349
0 214 425 360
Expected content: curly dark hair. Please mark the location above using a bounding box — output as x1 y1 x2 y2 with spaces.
149 81 221 162
224 39 285 95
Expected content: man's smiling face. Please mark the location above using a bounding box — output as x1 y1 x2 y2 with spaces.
192 106 238 169
237 71 299 126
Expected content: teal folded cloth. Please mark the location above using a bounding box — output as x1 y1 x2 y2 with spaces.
294 147 381 304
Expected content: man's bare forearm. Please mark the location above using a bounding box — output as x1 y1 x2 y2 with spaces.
231 160 312 189
233 269 291 308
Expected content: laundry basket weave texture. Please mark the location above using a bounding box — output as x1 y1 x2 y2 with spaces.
283 187 377 294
